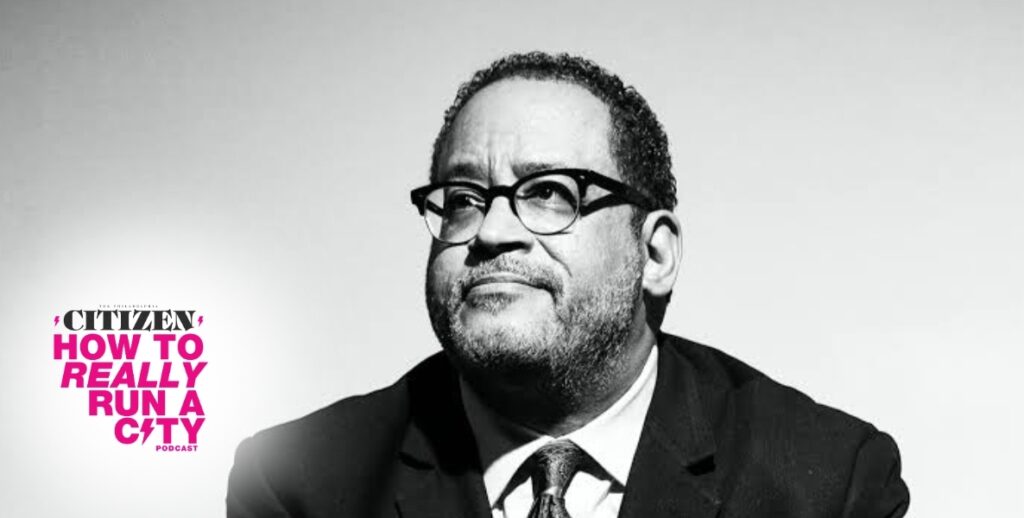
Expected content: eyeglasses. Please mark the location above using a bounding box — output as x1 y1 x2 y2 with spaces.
410 168 653 244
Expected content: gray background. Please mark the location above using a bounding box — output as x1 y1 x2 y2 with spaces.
1 0 1021 516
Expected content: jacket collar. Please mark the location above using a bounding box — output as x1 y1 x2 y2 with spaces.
618 333 722 517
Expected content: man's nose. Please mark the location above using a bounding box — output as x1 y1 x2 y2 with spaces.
470 196 534 255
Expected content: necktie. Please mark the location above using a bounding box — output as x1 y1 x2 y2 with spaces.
526 440 588 518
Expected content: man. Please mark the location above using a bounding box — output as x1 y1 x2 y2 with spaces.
227 52 909 518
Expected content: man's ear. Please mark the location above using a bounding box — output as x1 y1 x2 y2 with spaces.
640 210 682 297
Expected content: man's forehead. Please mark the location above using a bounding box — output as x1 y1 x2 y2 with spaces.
438 78 617 181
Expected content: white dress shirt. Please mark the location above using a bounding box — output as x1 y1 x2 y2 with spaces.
461 346 659 518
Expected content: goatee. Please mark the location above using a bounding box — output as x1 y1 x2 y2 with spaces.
425 253 644 416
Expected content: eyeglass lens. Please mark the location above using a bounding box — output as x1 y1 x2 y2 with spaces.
423 173 582 243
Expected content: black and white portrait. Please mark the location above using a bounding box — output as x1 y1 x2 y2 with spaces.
1 2 1020 517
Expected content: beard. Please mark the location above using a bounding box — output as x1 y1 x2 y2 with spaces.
425 249 645 417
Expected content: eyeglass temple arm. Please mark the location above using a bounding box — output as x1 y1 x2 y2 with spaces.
585 174 654 210
410 189 445 216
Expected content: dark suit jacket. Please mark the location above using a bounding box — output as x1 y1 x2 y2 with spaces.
226 334 909 517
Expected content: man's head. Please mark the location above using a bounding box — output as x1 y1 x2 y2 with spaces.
430 52 676 231
419 52 681 426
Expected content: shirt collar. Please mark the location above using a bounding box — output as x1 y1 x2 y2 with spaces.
461 346 659 507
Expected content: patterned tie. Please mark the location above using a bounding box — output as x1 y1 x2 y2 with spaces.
526 440 588 518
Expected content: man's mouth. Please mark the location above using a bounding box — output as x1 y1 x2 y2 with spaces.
463 273 541 297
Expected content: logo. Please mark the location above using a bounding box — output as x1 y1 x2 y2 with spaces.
52 307 206 452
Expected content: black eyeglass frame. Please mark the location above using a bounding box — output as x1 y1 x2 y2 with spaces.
409 168 655 243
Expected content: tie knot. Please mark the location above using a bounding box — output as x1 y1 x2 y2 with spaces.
528 440 588 499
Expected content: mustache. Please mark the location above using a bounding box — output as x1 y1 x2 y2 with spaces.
456 257 563 298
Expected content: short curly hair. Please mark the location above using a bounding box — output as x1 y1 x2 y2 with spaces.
429 52 676 230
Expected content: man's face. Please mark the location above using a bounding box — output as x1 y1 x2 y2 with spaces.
425 78 647 398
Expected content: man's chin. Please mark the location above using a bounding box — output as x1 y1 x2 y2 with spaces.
455 297 556 344
447 314 561 382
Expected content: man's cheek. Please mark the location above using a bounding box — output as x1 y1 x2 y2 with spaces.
427 260 460 301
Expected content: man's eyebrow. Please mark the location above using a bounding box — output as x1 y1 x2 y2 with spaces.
439 163 485 181
512 161 570 176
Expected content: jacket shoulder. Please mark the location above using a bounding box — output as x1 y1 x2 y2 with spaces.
660 334 909 516
662 333 877 435
226 353 451 517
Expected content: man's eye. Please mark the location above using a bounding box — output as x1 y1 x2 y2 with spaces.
535 186 559 200
520 182 576 205
446 191 484 211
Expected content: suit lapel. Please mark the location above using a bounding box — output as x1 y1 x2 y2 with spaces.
393 355 491 518
394 456 489 518
619 337 722 518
